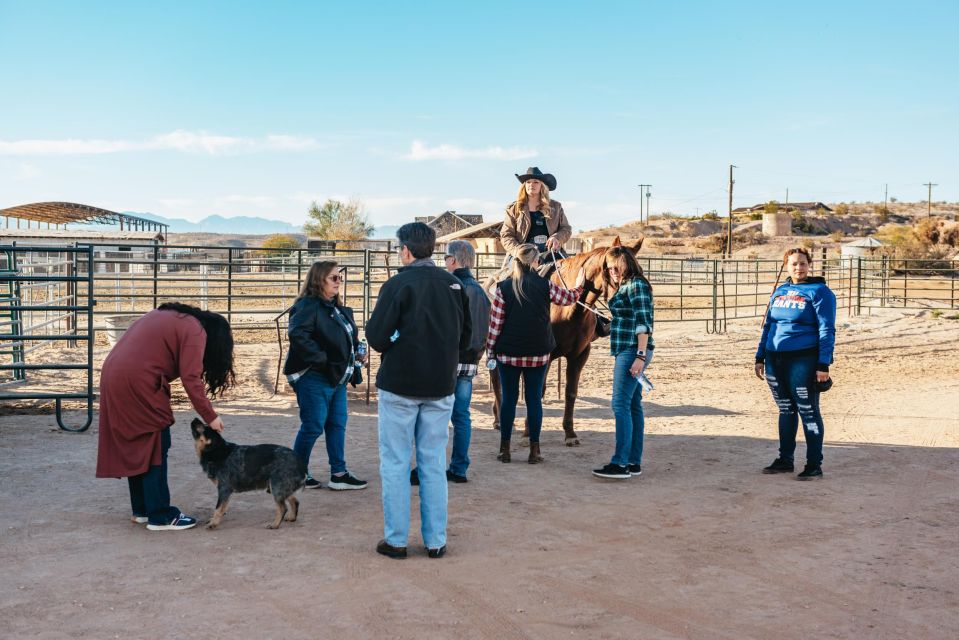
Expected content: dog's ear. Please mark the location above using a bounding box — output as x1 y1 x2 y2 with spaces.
190 418 205 437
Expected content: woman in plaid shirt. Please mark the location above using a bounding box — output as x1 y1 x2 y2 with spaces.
592 246 655 480
487 244 584 464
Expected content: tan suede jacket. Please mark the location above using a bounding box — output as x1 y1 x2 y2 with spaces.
499 200 572 256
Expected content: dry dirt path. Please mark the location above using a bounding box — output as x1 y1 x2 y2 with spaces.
1 310 957 639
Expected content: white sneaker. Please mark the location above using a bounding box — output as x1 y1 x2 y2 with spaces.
131 515 148 524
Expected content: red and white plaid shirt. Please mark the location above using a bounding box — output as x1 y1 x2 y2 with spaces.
486 281 582 367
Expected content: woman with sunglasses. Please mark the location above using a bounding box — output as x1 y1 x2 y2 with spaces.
284 260 368 491
592 246 655 480
755 247 836 480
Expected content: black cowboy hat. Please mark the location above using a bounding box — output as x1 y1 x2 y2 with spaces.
515 167 557 192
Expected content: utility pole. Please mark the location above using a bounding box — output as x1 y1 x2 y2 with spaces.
884 183 888 213
638 184 652 224
727 165 736 258
923 182 937 218
785 188 789 208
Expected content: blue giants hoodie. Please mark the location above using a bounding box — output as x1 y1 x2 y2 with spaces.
756 276 837 370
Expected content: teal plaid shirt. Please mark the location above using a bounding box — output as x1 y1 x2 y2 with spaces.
608 277 655 355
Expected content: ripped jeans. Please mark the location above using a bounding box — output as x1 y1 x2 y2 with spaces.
764 351 824 465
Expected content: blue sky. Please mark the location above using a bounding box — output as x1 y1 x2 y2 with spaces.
1 1 956 231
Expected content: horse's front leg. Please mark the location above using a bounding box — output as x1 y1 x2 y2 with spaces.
563 345 591 446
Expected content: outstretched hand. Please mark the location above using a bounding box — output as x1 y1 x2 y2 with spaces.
575 268 586 289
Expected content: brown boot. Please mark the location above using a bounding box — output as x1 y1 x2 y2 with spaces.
528 442 544 464
497 441 511 463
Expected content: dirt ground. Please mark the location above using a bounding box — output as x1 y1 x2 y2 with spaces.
1 308 958 639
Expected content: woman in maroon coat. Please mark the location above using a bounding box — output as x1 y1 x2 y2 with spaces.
96 302 235 531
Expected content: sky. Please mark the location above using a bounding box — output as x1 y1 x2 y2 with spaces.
1 1 957 232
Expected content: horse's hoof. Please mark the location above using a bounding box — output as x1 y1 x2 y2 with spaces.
519 437 530 448
565 437 580 447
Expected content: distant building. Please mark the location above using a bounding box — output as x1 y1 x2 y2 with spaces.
415 211 484 238
733 202 834 215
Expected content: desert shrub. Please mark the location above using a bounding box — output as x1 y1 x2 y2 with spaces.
830 230 844 243
735 229 767 247
791 212 814 234
749 212 763 221
834 203 850 216
801 238 816 250
695 234 726 254
764 201 780 214
941 225 959 247
702 210 720 221
260 233 300 251
915 217 943 246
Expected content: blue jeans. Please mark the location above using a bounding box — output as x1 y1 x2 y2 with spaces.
497 363 549 443
610 349 653 466
448 375 473 477
764 352 824 464
378 390 454 549
128 428 181 525
292 371 348 475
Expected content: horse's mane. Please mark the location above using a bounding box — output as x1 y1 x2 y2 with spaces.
559 245 609 271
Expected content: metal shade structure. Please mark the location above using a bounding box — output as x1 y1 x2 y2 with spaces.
0 201 168 235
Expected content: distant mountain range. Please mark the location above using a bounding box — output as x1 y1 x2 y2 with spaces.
119 211 302 235
112 212 402 239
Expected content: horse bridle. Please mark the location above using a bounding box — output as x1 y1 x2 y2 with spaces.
550 249 612 321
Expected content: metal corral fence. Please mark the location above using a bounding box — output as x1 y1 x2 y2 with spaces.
2 243 956 431
1 243 957 336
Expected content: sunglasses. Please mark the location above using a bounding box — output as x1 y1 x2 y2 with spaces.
328 274 343 283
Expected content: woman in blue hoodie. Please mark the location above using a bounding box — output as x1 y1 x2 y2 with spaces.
755 247 836 480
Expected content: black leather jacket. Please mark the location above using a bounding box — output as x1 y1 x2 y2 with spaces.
283 296 359 385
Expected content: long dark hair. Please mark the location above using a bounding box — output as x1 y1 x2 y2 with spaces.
602 246 651 291
157 302 236 398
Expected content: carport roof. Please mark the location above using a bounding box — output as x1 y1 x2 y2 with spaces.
0 202 167 232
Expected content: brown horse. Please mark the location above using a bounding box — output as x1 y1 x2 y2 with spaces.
490 237 644 445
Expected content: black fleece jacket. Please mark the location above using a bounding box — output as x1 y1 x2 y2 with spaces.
366 261 471 397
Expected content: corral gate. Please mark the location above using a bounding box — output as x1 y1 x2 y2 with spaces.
0 245 95 431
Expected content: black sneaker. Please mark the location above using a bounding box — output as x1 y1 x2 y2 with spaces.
797 464 823 480
762 458 794 474
592 463 630 479
304 476 323 489
146 513 197 531
376 539 407 559
628 464 642 477
410 468 419 486
446 470 468 483
329 472 367 491
427 545 447 559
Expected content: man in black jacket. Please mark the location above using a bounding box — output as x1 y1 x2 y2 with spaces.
366 222 470 559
